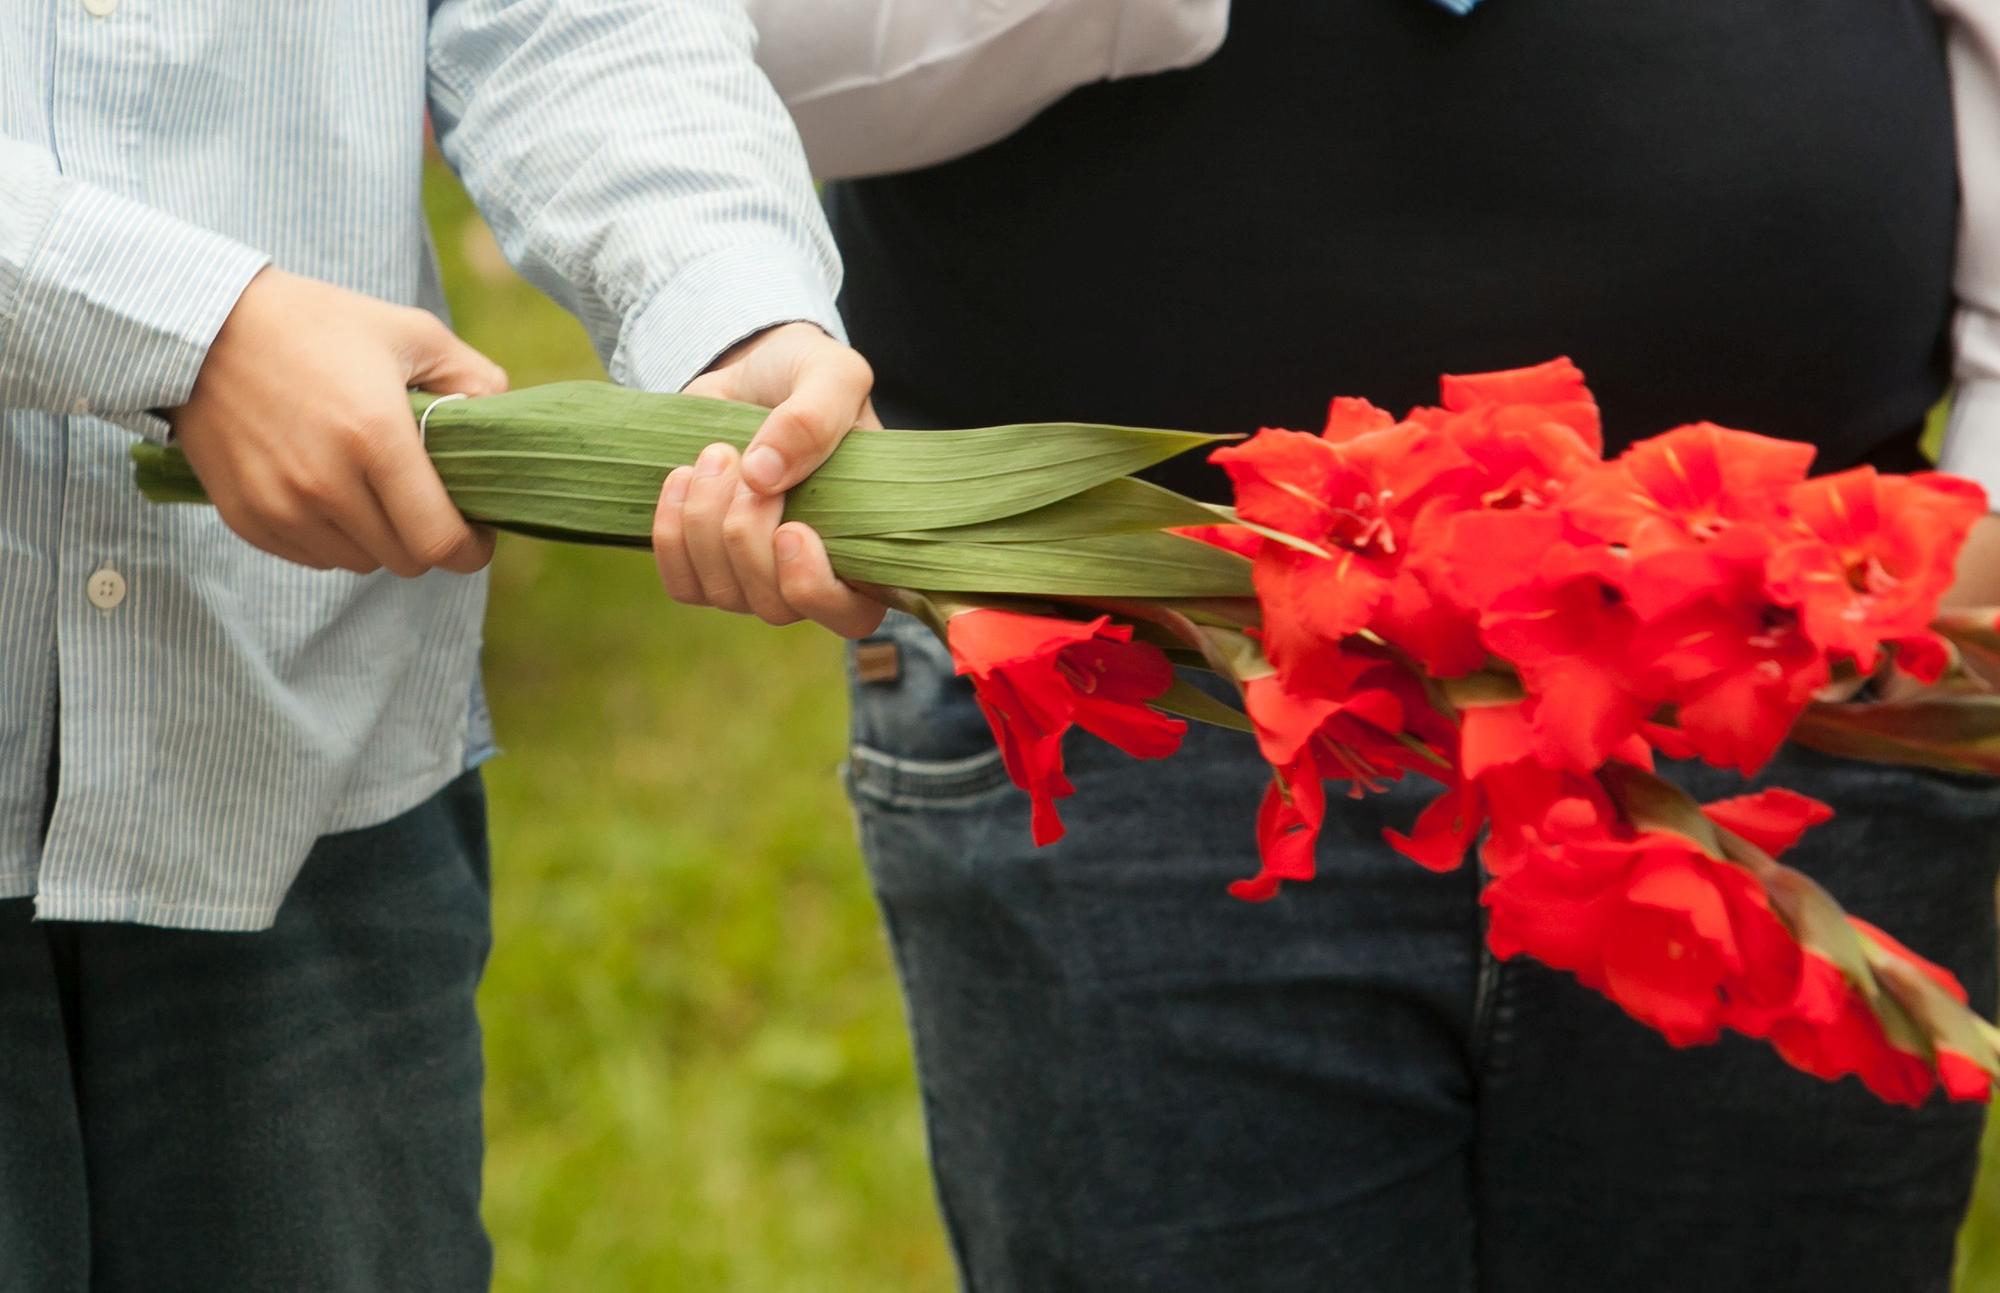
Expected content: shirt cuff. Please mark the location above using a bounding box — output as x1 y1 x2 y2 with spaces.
0 179 269 444
1939 378 2000 512
611 242 846 394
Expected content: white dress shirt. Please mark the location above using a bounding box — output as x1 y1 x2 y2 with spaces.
747 0 2000 506
0 0 840 930
741 0 1228 182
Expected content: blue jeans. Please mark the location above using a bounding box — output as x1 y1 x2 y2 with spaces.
846 612 1999 1292
0 771 492 1293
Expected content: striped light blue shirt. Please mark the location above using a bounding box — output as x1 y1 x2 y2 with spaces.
0 0 842 930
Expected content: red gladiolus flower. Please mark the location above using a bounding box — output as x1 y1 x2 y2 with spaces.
1436 356 1604 456
1459 704 1641 867
1382 364 1603 673
1626 527 1829 775
1193 358 1997 1103
1768 915 1993 1103
1319 395 1399 444
1766 468 1988 672
1214 420 1473 673
1562 423 1816 556
1232 649 1448 900
1477 542 1659 771
1486 825 1809 1047
1846 921 1991 1104
1765 946 1943 1108
947 609 1186 846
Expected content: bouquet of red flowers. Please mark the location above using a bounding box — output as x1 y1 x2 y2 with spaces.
918 359 2000 1107
134 359 2000 1106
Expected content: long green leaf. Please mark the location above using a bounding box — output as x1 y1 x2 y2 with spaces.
878 476 1224 543
414 383 1224 537
132 382 1248 599
823 532 1252 599
1790 696 2000 777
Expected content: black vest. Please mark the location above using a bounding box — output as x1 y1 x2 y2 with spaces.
826 1 1959 499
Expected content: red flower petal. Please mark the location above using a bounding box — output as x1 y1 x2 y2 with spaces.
1385 780 1483 873
1231 772 1327 902
1699 788 1834 859
1438 356 1603 456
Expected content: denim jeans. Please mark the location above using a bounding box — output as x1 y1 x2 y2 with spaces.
846 612 2000 1292
0 771 492 1293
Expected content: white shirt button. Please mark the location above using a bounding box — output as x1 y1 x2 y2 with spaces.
86 567 127 611
82 0 118 15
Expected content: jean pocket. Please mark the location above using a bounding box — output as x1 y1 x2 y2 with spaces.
845 744 1013 810
845 611 1015 809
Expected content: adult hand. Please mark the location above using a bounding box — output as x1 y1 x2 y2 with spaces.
169 267 507 576
653 322 886 638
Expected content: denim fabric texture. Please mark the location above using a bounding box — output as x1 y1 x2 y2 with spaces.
846 612 1999 1293
0 771 493 1293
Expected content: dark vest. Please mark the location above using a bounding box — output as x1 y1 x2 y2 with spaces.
826 1 1959 499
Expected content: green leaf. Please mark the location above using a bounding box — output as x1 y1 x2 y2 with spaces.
1866 944 2000 1076
421 383 1226 538
880 476 1222 543
1933 608 2000 678
1597 762 1725 854
1191 625 1273 684
822 531 1252 599
1790 696 2000 777
135 382 1253 600
130 442 207 504
1769 870 1934 1059
1151 677 1254 734
138 383 1233 552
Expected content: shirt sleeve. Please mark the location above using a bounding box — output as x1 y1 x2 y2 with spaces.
426 0 844 395
741 0 1230 181
0 137 270 443
1937 0 2000 507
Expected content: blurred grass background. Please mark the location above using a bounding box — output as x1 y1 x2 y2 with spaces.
426 165 952 1291
428 159 2000 1290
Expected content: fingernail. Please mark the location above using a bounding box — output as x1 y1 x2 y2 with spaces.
742 445 783 491
663 469 690 505
774 527 802 562
695 444 730 479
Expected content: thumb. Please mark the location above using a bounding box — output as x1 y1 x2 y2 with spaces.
740 346 874 495
401 308 509 397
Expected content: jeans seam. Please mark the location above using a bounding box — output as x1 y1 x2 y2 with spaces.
1468 859 1506 1073
1470 943 1503 1068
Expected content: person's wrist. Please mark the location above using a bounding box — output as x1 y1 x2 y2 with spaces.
699 320 832 379
612 242 844 394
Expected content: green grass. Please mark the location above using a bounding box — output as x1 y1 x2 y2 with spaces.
425 167 952 1291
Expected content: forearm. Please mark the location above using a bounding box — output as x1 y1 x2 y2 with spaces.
0 137 268 440
426 0 842 394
